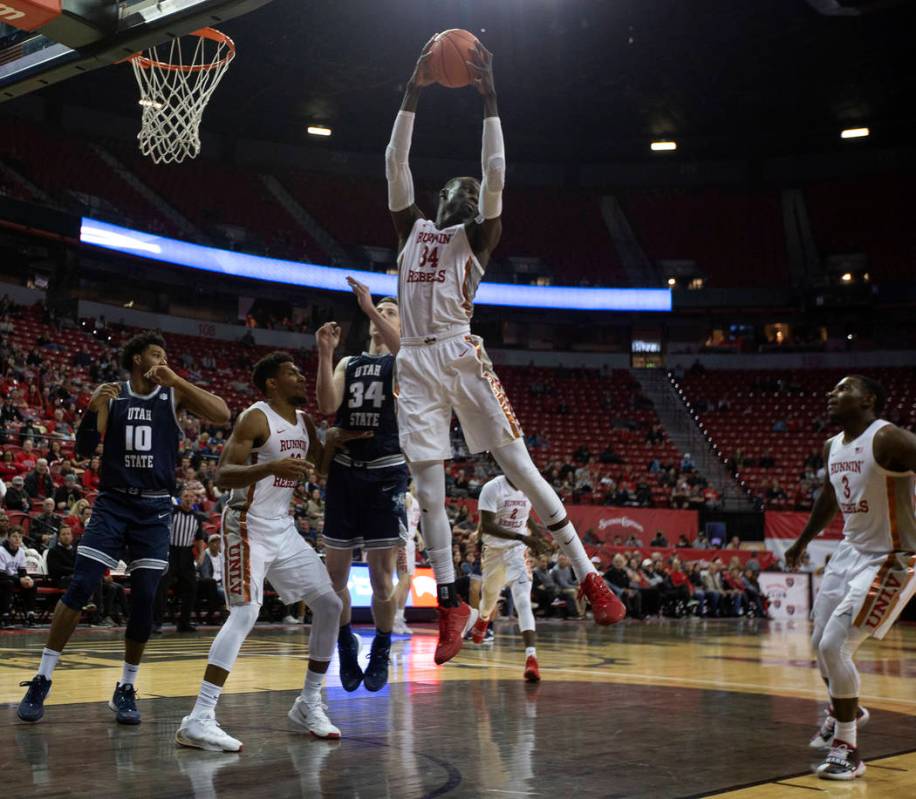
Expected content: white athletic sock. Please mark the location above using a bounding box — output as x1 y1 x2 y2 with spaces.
191 680 223 719
552 523 596 580
120 661 140 687
301 668 324 704
37 647 61 680
834 720 857 747
525 647 536 658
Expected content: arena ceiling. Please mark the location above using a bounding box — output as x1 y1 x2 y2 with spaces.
27 0 916 164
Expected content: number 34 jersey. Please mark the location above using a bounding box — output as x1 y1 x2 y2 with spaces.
335 353 401 462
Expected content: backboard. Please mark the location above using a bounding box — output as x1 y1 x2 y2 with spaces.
0 0 272 102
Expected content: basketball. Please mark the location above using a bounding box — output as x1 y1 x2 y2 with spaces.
428 29 480 89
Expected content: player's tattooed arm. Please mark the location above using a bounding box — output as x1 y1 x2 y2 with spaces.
389 36 436 249
873 424 916 474
145 364 230 425
315 322 348 415
785 440 838 569
216 409 307 488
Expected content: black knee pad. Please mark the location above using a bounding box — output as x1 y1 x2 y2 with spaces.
126 568 165 643
61 557 108 611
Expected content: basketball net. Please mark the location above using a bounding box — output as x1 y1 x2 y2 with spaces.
129 28 235 165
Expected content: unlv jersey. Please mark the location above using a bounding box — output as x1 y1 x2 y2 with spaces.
397 218 485 339
227 401 310 521
827 419 916 552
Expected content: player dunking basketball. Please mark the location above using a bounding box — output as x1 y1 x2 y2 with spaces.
785 375 916 781
175 352 366 751
386 37 625 666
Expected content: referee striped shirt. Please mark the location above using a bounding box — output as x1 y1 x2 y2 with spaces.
170 508 203 548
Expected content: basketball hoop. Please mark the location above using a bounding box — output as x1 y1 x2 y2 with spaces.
128 28 236 165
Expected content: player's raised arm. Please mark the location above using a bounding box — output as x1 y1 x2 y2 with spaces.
465 41 504 263
347 276 400 355
388 36 436 249
315 322 348 415
146 364 230 425
216 408 308 488
75 382 120 457
785 440 839 569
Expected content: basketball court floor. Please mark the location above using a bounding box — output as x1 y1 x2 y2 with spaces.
2 618 916 797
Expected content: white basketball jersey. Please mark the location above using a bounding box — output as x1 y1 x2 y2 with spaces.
397 218 485 339
406 492 421 540
477 475 532 550
229 401 310 521
827 419 916 553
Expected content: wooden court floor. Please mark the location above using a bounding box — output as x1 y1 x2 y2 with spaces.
2 617 916 798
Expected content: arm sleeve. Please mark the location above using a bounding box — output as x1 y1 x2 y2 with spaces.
385 111 416 212
477 116 505 220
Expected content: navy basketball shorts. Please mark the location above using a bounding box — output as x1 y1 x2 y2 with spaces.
323 462 409 551
76 491 173 572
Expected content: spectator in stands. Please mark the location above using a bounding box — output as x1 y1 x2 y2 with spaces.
703 485 721 510
692 531 709 549
81 456 101 491
664 557 693 615
550 554 585 618
771 418 787 433
54 473 83 513
24 458 54 499
741 567 767 617
0 450 18 481
604 554 643 619
671 477 690 509
65 499 92 538
650 530 669 548
676 534 690 547
766 480 788 503
3 475 30 512
680 452 695 473
532 555 559 617
600 445 624 464
18 421 41 447
0 528 36 625
573 444 591 464
49 408 74 440
0 512 8 539
624 533 641 547
637 558 663 616
758 449 776 468
305 488 324 528
686 562 709 616
31 498 61 542
46 525 76 585
700 560 724 617
723 566 748 615
197 534 226 624
727 535 741 550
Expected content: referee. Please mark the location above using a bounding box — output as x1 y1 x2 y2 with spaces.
154 489 206 633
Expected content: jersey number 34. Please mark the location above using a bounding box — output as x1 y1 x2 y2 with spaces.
348 380 385 409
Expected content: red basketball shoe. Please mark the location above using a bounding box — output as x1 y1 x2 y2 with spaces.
434 603 478 665
470 617 490 644
524 655 541 683
578 572 626 625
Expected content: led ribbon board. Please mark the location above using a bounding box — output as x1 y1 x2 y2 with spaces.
81 217 672 312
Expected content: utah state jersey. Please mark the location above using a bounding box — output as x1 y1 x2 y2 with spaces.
100 382 182 494
335 353 400 462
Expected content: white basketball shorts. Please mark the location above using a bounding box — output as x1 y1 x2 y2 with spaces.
813 538 916 641
222 507 333 607
395 332 522 462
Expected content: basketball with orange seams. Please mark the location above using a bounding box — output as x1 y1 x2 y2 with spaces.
428 29 480 89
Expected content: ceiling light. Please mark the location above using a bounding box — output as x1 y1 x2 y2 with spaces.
307 125 332 137
651 140 677 152
667 277 676 287
841 272 853 282
840 127 869 139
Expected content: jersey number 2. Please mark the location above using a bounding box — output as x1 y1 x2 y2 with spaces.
348 380 385 409
125 424 152 452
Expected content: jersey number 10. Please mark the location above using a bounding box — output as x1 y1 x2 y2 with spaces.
125 424 153 452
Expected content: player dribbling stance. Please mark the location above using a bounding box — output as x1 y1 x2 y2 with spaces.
175 352 366 751
316 279 408 692
469 473 551 682
386 37 625 666
785 375 916 781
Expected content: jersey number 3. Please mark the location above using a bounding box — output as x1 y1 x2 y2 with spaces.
348 380 386 409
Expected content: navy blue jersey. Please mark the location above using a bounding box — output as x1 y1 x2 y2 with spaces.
99 382 182 494
335 353 400 461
